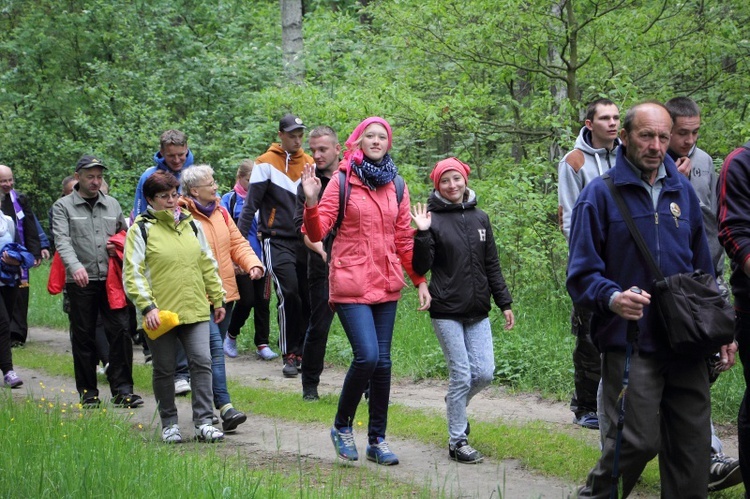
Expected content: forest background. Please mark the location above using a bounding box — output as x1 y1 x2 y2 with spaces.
1 0 750 414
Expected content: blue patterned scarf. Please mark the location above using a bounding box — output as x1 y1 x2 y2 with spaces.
351 153 398 190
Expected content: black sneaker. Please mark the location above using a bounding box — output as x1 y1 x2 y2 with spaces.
302 385 319 401
573 412 599 430
81 396 101 409
708 453 743 491
221 407 247 433
111 393 144 408
449 440 484 464
282 355 298 378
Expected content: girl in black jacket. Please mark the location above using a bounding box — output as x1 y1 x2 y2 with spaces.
412 157 514 464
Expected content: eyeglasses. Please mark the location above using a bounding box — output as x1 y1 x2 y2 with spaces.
194 180 217 188
153 192 180 200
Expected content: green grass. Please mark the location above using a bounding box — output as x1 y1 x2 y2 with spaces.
0 390 434 498
23 261 749 497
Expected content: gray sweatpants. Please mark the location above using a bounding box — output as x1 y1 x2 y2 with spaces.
432 317 495 447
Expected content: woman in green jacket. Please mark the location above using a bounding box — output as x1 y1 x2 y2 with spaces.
123 170 226 444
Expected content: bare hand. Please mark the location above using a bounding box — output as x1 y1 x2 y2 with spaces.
72 267 89 287
717 341 738 371
41 248 51 260
214 307 226 324
1 251 20 266
301 163 321 207
145 308 161 331
503 309 515 330
675 157 692 178
304 237 327 261
249 266 264 280
611 287 651 320
411 202 432 231
106 241 117 257
417 281 431 311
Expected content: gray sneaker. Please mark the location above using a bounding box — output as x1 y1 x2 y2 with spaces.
282 355 298 377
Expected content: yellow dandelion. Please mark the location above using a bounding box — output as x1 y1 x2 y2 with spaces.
60 389 65 393
357 421 363 426
48 403 54 408
41 397 46 402
37 404 42 408
78 413 83 419
138 424 144 430
61 409 66 414
60 422 64 426
102 409 107 413
10 418 14 423
63 435 67 439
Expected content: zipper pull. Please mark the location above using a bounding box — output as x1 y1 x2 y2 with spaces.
673 216 679 228
654 212 659 225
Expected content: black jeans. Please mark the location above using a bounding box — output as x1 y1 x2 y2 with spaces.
301 251 335 388
0 286 18 374
227 273 271 347
66 281 133 399
9 284 29 345
570 304 601 417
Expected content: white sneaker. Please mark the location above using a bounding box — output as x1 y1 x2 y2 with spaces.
195 423 224 443
96 363 109 376
162 424 182 444
174 379 191 395
256 345 279 360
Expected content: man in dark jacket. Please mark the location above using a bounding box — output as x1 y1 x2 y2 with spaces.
568 102 735 497
718 138 750 495
0 164 42 347
294 125 341 400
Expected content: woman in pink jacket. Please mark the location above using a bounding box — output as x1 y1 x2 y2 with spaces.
302 116 430 466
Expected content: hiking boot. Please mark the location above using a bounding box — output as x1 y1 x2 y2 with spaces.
282 355 298 377
573 412 599 430
366 437 399 466
195 423 224 443
111 393 144 408
221 407 247 433
449 439 484 464
81 396 101 409
303 385 319 401
162 424 182 444
709 453 743 491
330 426 358 462
257 345 279 360
294 354 302 373
223 336 238 358
3 370 23 388
174 378 191 396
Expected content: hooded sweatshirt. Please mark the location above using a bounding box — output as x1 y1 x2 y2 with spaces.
668 144 723 276
558 127 620 240
236 143 314 240
131 149 195 217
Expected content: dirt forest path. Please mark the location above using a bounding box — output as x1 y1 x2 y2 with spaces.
14 326 712 498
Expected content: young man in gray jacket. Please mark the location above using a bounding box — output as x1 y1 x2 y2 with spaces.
557 98 620 430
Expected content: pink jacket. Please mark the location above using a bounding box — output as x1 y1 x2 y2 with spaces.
303 170 425 304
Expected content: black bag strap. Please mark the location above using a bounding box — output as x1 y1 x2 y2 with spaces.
602 174 665 282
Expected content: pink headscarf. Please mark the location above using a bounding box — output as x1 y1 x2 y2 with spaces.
343 117 393 167
429 157 471 190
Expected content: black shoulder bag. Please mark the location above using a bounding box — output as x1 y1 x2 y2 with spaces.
603 175 734 357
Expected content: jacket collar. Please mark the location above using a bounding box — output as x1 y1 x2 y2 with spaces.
610 146 683 192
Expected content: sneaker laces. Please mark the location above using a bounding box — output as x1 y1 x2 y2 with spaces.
338 430 356 448
197 424 224 441
371 439 392 455
710 453 735 470
455 442 478 457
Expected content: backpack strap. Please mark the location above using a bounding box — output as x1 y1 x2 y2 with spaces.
137 213 199 246
394 174 405 206
217 205 230 225
228 191 238 221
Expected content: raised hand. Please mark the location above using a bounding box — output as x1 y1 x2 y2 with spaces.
410 202 432 231
301 163 322 207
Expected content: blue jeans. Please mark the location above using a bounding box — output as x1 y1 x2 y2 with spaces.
334 301 397 444
432 317 495 446
209 302 235 409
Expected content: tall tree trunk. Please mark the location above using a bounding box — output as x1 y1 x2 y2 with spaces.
280 0 304 84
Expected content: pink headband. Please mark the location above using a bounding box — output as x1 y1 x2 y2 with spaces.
343 117 393 166
430 157 471 190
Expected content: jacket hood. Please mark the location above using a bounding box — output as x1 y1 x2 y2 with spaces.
265 143 309 173
575 127 621 157
153 149 195 176
427 188 478 213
